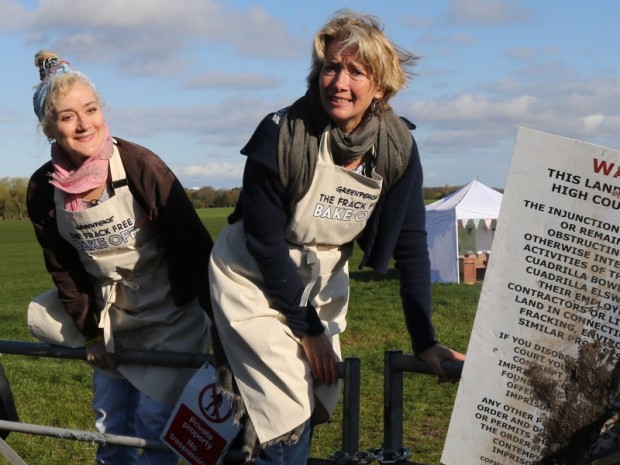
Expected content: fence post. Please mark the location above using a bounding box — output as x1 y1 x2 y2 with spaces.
383 350 404 461
341 357 361 457
317 357 363 465
379 352 464 464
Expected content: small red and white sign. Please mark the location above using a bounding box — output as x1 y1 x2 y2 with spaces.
162 363 240 465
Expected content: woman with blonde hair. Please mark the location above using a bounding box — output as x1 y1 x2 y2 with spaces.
209 10 465 464
27 50 213 464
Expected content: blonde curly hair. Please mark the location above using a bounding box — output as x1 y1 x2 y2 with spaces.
306 9 419 113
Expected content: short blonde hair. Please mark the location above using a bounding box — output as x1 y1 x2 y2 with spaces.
33 51 102 138
307 9 418 112
38 74 103 138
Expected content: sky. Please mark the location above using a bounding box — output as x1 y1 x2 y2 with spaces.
2 0 620 190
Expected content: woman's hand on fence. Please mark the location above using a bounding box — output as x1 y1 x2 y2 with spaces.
418 344 465 384
301 333 339 387
86 340 117 370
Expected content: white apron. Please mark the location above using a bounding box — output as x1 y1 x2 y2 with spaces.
55 145 209 405
209 129 382 443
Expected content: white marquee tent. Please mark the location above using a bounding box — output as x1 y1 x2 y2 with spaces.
426 180 503 283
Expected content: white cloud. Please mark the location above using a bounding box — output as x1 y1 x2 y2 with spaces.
185 72 280 90
175 162 245 188
4 0 620 190
583 114 605 132
16 0 304 76
0 0 29 31
452 33 476 45
411 93 537 121
178 162 244 177
507 48 537 60
106 96 273 146
33 0 218 27
402 63 620 188
446 0 530 25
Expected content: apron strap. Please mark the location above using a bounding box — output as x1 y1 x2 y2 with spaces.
108 141 131 194
99 278 140 353
300 246 319 307
111 179 128 190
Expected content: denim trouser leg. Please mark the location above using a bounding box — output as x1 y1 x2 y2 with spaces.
135 394 179 465
93 371 179 465
253 419 312 465
93 371 140 465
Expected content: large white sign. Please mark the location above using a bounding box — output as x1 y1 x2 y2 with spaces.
442 127 620 465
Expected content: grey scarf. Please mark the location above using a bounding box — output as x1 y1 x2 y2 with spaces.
278 91 413 213
329 114 379 165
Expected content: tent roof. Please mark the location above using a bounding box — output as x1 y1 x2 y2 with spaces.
426 180 503 220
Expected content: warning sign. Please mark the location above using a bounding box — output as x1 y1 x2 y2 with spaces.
162 363 240 465
442 128 620 465
163 404 228 464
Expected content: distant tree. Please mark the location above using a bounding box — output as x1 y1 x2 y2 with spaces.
0 177 28 220
424 184 462 201
187 187 241 208
226 187 241 207
198 186 218 207
186 187 207 209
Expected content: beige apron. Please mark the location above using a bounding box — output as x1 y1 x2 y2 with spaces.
55 144 209 405
209 129 382 443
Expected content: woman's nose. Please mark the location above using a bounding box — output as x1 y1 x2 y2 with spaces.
333 69 349 89
76 115 90 130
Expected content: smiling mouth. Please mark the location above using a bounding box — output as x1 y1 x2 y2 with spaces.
330 97 351 105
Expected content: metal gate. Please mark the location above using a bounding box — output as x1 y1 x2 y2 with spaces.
0 340 464 465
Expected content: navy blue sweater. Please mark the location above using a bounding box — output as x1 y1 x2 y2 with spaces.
229 113 437 354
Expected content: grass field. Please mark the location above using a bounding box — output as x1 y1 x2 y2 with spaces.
0 209 481 464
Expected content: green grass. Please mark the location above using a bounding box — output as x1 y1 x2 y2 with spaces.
195 207 231 237
0 210 480 464
0 221 96 464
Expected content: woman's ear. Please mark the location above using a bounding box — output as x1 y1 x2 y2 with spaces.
44 130 56 143
374 84 385 100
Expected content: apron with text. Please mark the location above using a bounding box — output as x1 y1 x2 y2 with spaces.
55 145 209 405
209 129 382 443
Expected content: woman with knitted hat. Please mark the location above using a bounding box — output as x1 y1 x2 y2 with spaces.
27 50 213 464
208 9 466 465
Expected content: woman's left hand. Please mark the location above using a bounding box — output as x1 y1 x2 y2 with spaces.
417 344 465 384
86 341 116 370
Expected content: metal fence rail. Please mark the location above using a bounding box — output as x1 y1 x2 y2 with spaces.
4 342 618 465
0 339 360 465
0 340 212 368
0 341 466 465
0 418 167 450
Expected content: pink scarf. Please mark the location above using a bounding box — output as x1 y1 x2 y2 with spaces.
49 125 114 211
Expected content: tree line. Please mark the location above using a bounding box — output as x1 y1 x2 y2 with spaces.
187 186 242 209
0 177 244 220
0 177 484 220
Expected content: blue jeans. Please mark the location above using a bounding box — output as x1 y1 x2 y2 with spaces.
92 371 179 465
253 419 312 465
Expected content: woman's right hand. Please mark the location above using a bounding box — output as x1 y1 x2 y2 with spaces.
417 344 465 384
86 340 116 370
301 333 339 387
